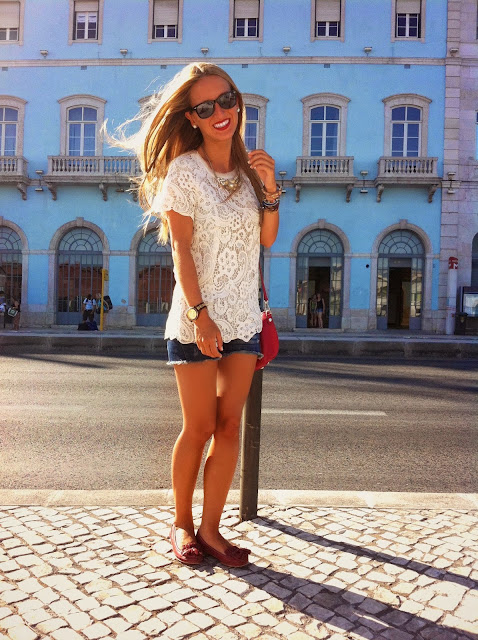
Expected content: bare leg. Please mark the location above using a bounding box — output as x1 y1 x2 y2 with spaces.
171 360 218 548
318 311 323 329
199 353 256 554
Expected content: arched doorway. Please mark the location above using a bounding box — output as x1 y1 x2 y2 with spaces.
295 229 344 328
376 230 424 330
471 233 478 287
136 231 174 326
0 227 22 312
56 228 103 324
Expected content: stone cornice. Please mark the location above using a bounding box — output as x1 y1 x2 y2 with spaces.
0 56 446 68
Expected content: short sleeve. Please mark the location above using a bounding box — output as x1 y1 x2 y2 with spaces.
151 156 197 220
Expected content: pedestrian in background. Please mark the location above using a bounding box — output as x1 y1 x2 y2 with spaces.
82 293 95 322
115 62 279 567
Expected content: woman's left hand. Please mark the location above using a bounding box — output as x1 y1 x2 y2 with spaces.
248 150 276 193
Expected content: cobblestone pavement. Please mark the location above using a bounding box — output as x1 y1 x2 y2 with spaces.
0 504 477 640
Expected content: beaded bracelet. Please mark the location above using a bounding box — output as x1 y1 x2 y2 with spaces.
262 198 280 212
262 183 282 203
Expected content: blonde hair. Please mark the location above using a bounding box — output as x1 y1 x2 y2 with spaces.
111 62 264 243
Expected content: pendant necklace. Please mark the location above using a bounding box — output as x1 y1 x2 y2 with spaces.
202 149 241 194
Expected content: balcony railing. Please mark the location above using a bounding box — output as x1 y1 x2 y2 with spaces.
375 156 440 202
0 156 29 199
377 156 438 178
296 156 354 177
48 155 140 176
293 156 356 202
45 155 140 200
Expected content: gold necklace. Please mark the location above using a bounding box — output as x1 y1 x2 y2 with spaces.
202 149 241 193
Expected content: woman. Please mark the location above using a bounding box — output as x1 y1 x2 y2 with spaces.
122 63 279 567
316 292 326 329
11 298 21 331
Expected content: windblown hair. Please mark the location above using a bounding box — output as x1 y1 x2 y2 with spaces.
110 62 264 243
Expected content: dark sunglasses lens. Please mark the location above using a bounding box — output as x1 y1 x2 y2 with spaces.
196 102 215 119
218 92 237 109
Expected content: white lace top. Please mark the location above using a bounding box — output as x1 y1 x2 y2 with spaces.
152 151 262 344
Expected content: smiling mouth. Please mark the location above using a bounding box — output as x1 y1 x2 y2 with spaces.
213 118 230 130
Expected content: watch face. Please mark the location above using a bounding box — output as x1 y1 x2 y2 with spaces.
186 307 198 321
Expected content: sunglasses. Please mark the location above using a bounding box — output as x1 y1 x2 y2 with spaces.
190 90 238 120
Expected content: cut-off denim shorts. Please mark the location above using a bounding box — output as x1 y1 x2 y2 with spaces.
167 333 262 365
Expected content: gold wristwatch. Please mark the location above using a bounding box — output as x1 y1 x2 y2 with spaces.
186 302 207 322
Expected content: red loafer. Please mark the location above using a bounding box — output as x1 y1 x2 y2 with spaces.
196 530 251 568
170 524 204 565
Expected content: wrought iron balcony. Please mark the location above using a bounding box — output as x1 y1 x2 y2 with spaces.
0 156 29 200
292 156 356 202
45 155 141 200
375 156 440 202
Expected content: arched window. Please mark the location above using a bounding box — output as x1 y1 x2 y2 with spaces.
0 226 22 303
136 230 174 326
296 228 344 328
377 229 424 330
383 94 431 157
301 94 350 157
57 227 103 323
243 94 268 151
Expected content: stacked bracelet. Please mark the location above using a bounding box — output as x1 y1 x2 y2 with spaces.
262 183 281 212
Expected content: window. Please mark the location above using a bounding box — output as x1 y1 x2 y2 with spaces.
301 94 350 156
0 0 24 44
243 94 268 151
476 112 478 159
392 0 425 41
151 0 180 40
58 95 106 156
391 106 421 157
69 0 103 44
0 107 17 155
383 94 431 157
68 107 97 156
230 0 263 41
310 106 340 156
312 0 343 40
0 96 25 155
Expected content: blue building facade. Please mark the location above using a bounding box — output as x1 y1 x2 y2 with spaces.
0 0 448 331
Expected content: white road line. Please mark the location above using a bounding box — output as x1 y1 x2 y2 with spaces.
262 409 387 416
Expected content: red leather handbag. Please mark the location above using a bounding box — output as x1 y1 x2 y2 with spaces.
256 265 279 371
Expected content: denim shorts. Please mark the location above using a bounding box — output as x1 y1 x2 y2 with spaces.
167 333 262 365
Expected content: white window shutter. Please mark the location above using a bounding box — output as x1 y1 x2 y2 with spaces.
235 0 259 20
75 1 99 11
396 0 421 13
0 1 20 27
154 0 178 24
315 0 341 22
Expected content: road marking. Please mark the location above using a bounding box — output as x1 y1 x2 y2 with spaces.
263 409 386 416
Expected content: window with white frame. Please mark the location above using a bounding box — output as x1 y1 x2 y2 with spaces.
301 94 350 156
69 0 103 44
0 96 25 155
68 107 97 156
393 0 424 40
0 0 23 43
383 94 431 157
152 0 179 39
243 94 268 151
59 95 106 156
313 0 342 39
0 106 17 155
230 0 263 41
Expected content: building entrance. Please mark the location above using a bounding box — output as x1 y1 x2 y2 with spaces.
388 266 411 329
307 265 330 328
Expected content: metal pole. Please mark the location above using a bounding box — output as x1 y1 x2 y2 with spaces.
100 269 105 331
239 368 263 521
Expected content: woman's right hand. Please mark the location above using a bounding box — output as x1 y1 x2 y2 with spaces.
193 312 223 358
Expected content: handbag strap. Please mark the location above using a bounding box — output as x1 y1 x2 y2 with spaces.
259 263 271 312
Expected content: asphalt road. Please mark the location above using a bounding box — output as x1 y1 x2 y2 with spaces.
1 353 477 493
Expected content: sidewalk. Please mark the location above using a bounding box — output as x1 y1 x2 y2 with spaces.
1 492 477 640
1 326 478 358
